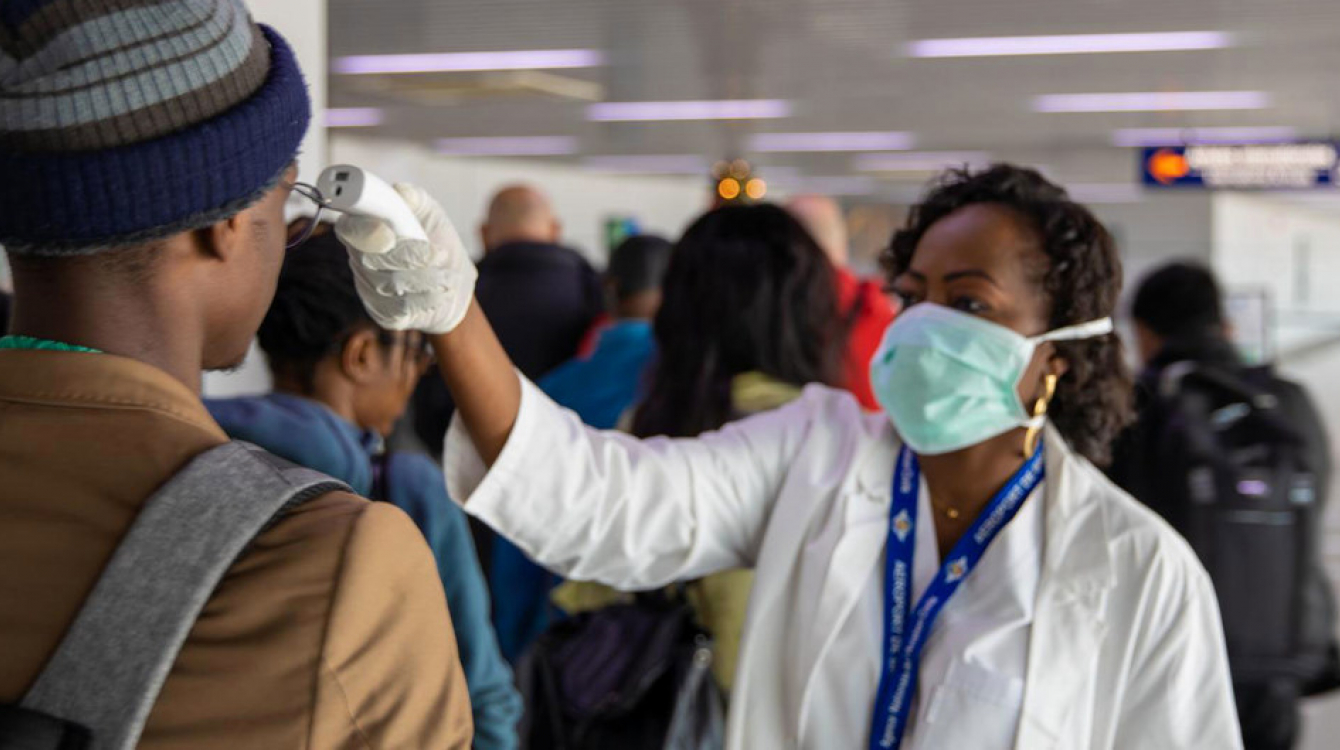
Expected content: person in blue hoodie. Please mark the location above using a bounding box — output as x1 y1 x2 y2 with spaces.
490 233 672 663
207 223 522 750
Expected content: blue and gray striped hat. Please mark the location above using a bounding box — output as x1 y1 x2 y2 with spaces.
0 0 311 254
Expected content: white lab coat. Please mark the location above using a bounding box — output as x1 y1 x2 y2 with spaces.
446 378 1242 749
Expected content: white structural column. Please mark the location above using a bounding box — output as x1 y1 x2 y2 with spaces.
203 0 328 398
249 0 328 182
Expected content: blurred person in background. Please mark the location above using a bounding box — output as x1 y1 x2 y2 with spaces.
475 184 605 381
0 1 471 746
490 233 673 663
207 224 523 750
1109 261 1339 750
542 233 672 430
542 206 845 693
340 163 1241 749
622 204 846 693
787 193 896 410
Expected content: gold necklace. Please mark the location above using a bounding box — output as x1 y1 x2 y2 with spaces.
931 500 962 520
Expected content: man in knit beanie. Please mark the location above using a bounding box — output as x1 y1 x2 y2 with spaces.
0 2 474 747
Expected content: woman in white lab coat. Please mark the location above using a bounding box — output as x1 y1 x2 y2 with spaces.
336 164 1242 750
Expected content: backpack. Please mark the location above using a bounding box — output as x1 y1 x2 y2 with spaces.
516 589 725 750
1149 361 1339 690
0 442 348 750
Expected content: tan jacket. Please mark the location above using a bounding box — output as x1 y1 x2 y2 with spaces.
0 350 473 749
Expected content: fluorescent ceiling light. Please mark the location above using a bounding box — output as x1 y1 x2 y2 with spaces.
907 31 1232 58
435 136 578 156
323 108 383 127
334 49 604 75
1034 91 1270 113
1064 183 1145 204
748 131 915 152
583 155 709 174
1111 125 1300 147
586 99 792 122
853 151 991 172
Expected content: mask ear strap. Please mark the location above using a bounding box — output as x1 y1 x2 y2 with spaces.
1032 317 1113 344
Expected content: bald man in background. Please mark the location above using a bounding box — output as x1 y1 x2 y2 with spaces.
411 184 603 458
480 185 562 251
787 194 895 410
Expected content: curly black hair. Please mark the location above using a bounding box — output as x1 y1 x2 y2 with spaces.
881 164 1134 466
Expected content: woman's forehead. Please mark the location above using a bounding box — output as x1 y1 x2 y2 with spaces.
909 203 1044 281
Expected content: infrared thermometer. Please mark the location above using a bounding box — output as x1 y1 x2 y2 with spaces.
316 164 428 243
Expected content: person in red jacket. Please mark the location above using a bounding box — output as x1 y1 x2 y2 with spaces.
787 194 897 410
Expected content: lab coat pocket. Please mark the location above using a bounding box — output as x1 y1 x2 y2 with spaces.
912 661 1024 750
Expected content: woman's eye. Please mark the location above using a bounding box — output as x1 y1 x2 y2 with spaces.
951 296 989 314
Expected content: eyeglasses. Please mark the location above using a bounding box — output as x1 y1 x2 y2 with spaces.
286 182 326 249
388 330 434 365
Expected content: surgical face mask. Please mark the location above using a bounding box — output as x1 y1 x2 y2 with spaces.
869 303 1113 455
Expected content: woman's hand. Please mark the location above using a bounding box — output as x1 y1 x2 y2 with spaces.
334 183 477 334
335 182 519 468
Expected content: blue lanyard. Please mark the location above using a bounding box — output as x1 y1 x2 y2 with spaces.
868 444 1045 750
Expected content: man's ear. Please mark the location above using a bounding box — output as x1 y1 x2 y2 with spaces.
548 218 562 243
479 224 491 252
195 210 251 263
340 328 381 384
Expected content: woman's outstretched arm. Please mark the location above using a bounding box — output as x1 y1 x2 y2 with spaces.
429 300 520 468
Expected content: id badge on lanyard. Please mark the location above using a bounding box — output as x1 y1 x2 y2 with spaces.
868 443 1045 750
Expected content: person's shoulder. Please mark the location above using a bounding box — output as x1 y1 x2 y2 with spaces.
242 490 370 569
386 450 448 495
779 382 888 441
247 489 424 566
488 240 586 265
795 381 864 411
1257 367 1319 413
257 488 437 593
538 355 587 393
298 493 469 748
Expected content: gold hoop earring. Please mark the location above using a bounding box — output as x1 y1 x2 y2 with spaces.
1023 373 1058 458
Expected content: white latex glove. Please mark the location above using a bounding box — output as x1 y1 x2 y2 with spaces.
333 183 478 334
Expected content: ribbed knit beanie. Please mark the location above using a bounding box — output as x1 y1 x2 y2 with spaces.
0 0 311 255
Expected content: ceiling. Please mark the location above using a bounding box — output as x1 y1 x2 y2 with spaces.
326 0 1340 198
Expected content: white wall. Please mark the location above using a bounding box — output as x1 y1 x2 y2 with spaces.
1211 193 1340 355
329 135 710 266
248 0 327 183
1090 193 1215 290
1213 193 1340 315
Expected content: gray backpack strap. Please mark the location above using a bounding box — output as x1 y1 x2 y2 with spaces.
19 441 349 750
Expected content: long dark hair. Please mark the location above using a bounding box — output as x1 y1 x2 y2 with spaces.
631 204 844 438
883 164 1134 465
